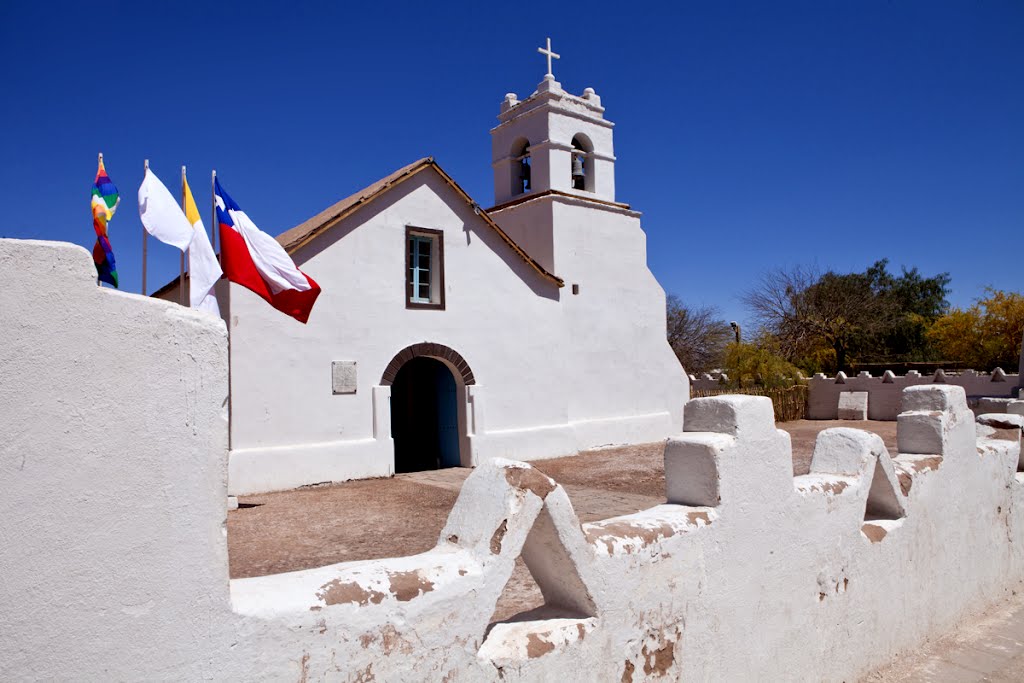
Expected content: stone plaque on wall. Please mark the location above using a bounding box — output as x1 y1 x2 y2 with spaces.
332 361 357 394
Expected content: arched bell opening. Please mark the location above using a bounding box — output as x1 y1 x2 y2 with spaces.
510 137 531 196
571 134 594 193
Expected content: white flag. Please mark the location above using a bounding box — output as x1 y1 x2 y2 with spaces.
138 168 194 250
139 167 223 315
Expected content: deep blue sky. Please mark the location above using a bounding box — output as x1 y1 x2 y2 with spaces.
2 1 1021 328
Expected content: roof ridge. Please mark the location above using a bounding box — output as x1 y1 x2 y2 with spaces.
277 158 562 287
275 157 434 253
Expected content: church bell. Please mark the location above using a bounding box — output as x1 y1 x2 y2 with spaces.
520 157 531 190
571 153 585 187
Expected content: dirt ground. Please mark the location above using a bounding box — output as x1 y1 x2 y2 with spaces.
786 419 897 476
228 478 461 579
228 419 899 620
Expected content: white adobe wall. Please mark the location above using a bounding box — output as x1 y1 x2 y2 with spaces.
689 373 743 393
489 197 688 454
6 239 1024 681
227 169 683 495
807 369 1019 420
550 198 687 441
1019 330 1024 386
227 171 568 493
212 391 1024 681
0 239 232 679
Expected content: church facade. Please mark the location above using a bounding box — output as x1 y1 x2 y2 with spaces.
161 71 689 495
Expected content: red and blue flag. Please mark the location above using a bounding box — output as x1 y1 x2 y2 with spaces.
215 177 321 323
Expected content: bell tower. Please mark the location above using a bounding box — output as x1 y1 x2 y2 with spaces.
486 40 688 437
490 39 616 206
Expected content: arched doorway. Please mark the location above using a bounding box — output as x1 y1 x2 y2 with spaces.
390 356 461 473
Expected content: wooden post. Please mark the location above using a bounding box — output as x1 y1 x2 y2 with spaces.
142 158 149 296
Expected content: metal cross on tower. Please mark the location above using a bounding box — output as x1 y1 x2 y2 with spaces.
537 37 560 79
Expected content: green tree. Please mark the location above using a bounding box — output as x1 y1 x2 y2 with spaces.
721 340 804 388
866 260 951 361
744 260 951 373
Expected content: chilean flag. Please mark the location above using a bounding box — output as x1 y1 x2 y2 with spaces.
215 178 321 324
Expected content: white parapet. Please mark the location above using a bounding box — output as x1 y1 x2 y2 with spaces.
809 368 1020 420
4 239 1024 681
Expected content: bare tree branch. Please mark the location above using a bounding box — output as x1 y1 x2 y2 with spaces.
666 296 733 373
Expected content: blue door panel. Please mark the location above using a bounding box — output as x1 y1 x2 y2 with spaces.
436 367 460 467
391 355 461 472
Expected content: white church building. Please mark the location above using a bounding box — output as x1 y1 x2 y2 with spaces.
159 60 689 495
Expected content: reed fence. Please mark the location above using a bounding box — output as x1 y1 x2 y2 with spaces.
690 384 809 423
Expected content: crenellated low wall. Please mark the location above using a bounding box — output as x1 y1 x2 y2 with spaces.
688 373 734 393
807 369 1020 420
4 238 1024 681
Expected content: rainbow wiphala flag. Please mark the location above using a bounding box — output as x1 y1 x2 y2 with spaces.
91 159 120 287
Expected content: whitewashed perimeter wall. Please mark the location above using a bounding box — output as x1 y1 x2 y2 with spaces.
691 370 1021 420
0 239 232 678
805 370 1020 420
4 238 1024 681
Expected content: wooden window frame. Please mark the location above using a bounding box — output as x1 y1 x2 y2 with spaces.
405 225 445 310
408 234 432 304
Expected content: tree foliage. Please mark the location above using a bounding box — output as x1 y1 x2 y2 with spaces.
927 289 1024 370
868 260 952 360
665 295 733 373
721 340 804 389
743 259 951 373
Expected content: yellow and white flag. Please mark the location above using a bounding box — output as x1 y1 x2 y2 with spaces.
182 175 222 315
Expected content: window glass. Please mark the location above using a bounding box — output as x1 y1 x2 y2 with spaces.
406 229 443 308
409 235 433 304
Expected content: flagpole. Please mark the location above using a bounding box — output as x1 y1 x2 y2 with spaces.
179 166 187 306
213 169 232 452
96 152 103 287
211 170 218 253
142 159 149 296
